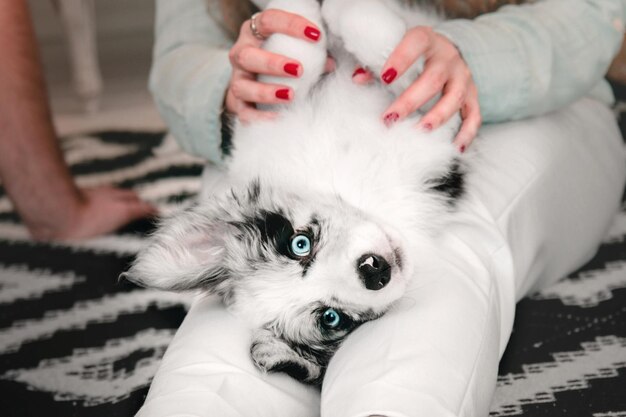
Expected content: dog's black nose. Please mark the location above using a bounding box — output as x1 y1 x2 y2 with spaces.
357 254 391 290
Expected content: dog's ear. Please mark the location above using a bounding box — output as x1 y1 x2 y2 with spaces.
122 205 234 293
251 327 325 385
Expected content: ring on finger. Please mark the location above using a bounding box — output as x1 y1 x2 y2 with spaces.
250 12 266 40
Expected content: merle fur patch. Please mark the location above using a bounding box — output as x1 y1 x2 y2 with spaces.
429 160 465 204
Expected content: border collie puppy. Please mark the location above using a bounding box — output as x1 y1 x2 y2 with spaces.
125 0 466 384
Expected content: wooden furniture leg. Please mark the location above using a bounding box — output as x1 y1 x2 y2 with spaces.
55 0 103 113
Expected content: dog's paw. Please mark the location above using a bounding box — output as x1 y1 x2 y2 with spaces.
322 0 428 96
322 0 406 74
250 328 323 384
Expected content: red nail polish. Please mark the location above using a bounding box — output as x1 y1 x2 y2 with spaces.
284 63 299 76
384 112 399 127
353 67 367 77
381 68 397 84
423 122 433 131
276 88 290 100
460 144 466 153
304 26 321 41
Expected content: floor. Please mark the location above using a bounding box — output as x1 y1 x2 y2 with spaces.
30 0 165 137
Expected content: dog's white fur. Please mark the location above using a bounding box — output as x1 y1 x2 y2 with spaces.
126 0 467 383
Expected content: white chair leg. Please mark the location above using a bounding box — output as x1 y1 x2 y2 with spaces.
56 0 103 113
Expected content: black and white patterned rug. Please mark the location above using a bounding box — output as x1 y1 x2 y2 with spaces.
0 105 625 415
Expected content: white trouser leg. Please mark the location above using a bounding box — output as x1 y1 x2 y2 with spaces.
321 97 626 417
137 98 625 417
476 98 625 298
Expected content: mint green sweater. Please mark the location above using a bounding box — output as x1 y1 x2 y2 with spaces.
150 0 626 164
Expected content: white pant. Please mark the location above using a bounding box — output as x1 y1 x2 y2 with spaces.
137 98 626 417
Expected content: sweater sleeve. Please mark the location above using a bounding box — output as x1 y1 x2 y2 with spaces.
435 0 626 123
149 0 235 163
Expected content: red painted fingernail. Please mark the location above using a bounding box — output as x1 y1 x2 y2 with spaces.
353 67 367 77
381 68 397 84
383 112 399 127
460 144 466 153
304 26 321 41
422 122 433 131
284 63 299 76
275 88 290 100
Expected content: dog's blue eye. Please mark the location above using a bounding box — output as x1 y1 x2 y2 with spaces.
290 234 311 257
321 308 341 329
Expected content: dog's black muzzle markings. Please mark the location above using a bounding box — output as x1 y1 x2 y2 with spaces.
357 253 391 290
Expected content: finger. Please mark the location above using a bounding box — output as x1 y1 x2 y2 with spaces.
418 75 468 131
381 63 448 123
453 92 481 152
380 27 434 85
121 200 159 224
227 85 279 122
231 78 293 104
352 66 374 85
225 77 267 113
231 67 255 81
107 187 142 202
226 90 277 122
225 88 240 114
324 56 336 74
226 88 261 117
230 46 302 77
238 104 279 124
83 186 139 202
250 9 321 42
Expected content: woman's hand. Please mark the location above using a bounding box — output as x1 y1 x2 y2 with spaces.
379 27 481 152
225 9 322 123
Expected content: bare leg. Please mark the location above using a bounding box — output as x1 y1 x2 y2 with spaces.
0 0 155 240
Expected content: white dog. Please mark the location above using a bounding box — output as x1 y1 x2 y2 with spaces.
125 0 467 384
